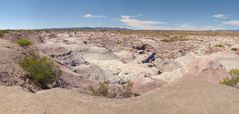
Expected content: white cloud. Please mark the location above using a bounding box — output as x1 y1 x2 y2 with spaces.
173 23 224 30
213 14 227 19
83 14 106 18
121 14 143 19
119 15 223 30
223 20 239 26
119 15 167 30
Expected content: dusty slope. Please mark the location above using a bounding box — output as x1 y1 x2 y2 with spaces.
0 39 26 86
1 75 239 114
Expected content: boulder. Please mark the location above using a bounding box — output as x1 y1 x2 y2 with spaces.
132 44 147 50
209 51 239 71
186 58 231 83
142 52 156 63
132 78 166 94
175 52 199 69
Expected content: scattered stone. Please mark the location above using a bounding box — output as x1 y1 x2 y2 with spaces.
148 64 154 67
152 68 184 82
132 44 146 50
158 70 162 75
142 52 156 63
70 57 88 67
83 41 88 44
137 50 145 54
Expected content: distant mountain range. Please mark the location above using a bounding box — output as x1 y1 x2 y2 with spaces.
22 27 239 32
214 30 239 32
41 27 131 31
228 30 239 32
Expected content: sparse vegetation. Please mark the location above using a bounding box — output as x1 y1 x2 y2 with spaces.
89 81 109 96
16 38 32 47
161 35 190 42
116 41 122 45
220 69 239 87
20 51 61 89
121 81 134 98
229 69 239 77
89 80 137 98
0 30 9 37
215 44 225 48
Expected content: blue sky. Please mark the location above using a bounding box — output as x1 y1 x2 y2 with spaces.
0 0 239 30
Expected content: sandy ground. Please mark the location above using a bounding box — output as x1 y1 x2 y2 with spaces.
1 75 239 114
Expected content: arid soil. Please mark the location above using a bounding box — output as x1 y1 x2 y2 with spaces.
1 76 239 114
1 30 239 113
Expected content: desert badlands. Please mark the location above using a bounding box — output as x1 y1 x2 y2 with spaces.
1 30 239 114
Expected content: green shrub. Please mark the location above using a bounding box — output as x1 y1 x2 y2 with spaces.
0 30 9 37
229 69 239 77
220 69 239 87
220 77 239 87
16 38 32 47
20 51 61 89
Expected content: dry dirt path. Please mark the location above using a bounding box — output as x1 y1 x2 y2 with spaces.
1 75 239 114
